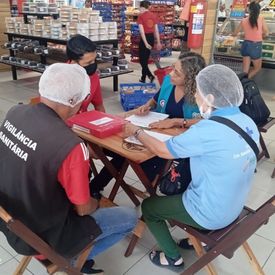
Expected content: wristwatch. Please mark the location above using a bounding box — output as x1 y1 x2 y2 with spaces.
182 119 187 128
134 128 143 138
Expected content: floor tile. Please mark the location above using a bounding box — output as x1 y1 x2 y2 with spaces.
0 232 18 257
0 258 32 274
0 245 13 265
94 237 151 275
263 247 275 275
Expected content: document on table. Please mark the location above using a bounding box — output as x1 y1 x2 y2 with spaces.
124 130 172 146
125 112 169 128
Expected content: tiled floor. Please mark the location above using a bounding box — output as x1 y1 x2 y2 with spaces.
0 54 274 275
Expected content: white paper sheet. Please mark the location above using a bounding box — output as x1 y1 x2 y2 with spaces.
124 130 172 146
125 112 169 128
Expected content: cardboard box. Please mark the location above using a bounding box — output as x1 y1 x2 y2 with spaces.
67 110 126 138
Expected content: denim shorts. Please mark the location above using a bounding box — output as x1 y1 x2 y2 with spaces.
240 40 262 60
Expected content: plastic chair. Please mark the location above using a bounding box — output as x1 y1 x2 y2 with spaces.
171 195 275 275
0 206 94 275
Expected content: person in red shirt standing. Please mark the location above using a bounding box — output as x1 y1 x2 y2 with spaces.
137 0 162 83
67 35 105 113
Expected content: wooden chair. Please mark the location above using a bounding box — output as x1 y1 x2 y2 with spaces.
0 206 94 275
171 195 275 275
257 117 275 160
257 117 275 178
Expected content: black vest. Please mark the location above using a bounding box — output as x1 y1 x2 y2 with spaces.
0 103 101 258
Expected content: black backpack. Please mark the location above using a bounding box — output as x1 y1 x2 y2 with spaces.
238 73 270 125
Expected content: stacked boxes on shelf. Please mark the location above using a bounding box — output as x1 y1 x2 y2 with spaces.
91 0 129 43
112 1 126 42
92 1 113 22
5 6 118 41
22 2 58 14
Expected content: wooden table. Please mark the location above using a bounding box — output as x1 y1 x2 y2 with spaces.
73 127 184 256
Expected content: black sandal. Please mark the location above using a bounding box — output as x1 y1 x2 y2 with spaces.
149 250 184 272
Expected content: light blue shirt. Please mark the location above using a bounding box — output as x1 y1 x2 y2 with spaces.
166 107 259 230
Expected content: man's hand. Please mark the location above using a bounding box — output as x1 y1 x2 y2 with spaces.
123 123 140 138
145 43 152 50
75 197 99 216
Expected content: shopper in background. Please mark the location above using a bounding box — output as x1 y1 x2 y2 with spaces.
85 0 92 8
90 52 205 199
233 2 269 79
0 64 137 275
137 0 162 83
124 64 259 271
67 34 105 112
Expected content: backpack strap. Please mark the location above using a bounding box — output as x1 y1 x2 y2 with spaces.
210 116 259 157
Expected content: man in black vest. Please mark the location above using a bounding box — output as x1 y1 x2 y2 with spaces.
0 63 138 274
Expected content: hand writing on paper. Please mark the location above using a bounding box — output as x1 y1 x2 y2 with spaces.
135 104 151 116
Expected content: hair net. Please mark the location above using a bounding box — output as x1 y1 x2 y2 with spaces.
39 63 90 107
196 64 244 109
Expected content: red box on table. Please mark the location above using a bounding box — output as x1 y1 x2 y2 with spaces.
67 110 125 138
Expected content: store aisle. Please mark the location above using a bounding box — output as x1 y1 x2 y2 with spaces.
0 57 274 275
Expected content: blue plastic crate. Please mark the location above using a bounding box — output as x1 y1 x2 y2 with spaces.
120 83 157 111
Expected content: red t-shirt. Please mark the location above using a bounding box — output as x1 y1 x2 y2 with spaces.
137 11 158 34
79 72 103 113
67 61 103 112
58 142 90 205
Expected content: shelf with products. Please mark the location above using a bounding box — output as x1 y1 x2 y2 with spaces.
214 18 275 70
149 4 175 57
1 32 133 92
172 22 188 51
124 9 139 53
21 12 59 24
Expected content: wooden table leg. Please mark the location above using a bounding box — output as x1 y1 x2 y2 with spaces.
90 144 140 206
109 160 140 206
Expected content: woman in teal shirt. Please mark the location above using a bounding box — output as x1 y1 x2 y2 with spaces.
134 51 206 128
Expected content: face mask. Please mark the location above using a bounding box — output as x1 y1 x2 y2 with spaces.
84 62 97 75
199 105 212 119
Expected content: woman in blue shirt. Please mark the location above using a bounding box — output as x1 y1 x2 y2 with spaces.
124 64 259 272
90 52 205 199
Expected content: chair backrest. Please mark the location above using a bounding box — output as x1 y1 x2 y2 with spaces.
0 206 84 275
172 195 275 259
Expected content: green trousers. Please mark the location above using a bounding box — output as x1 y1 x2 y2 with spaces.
142 194 204 259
